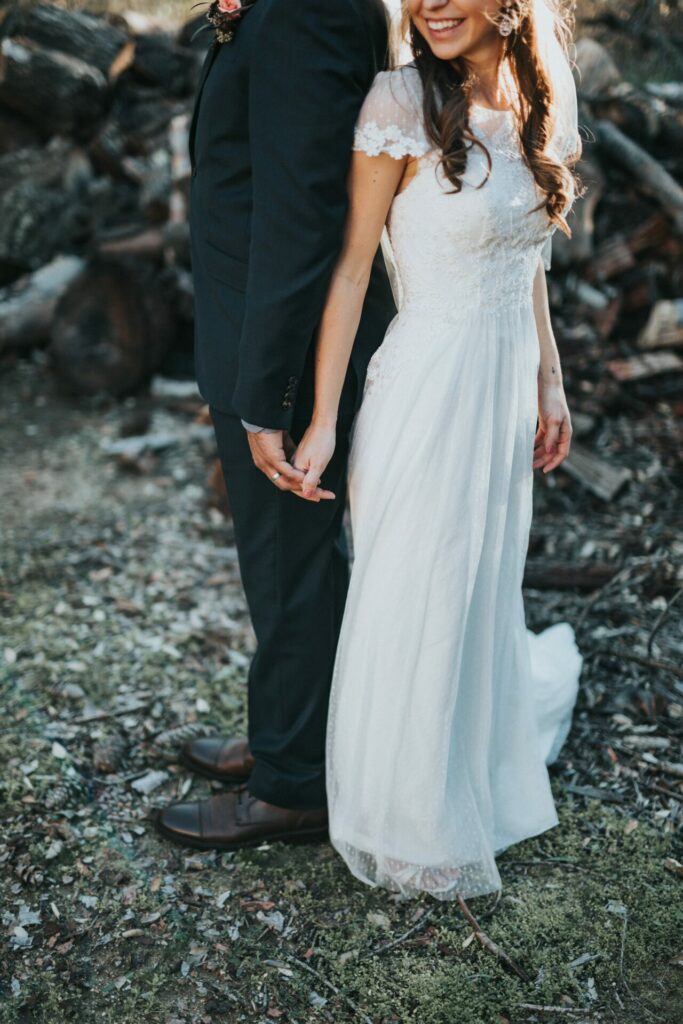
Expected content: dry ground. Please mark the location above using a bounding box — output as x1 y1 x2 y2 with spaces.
0 353 681 1024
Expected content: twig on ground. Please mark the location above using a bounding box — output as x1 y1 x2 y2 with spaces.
74 699 154 724
575 559 657 632
647 587 683 658
586 647 683 679
456 894 531 982
363 905 439 958
515 1003 595 1016
283 955 373 1024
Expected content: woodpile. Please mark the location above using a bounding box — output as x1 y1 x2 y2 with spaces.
0 1 207 395
538 36 683 500
0 4 681 436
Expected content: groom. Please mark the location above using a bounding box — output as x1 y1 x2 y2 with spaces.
154 0 395 850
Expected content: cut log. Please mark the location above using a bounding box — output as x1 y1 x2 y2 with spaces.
96 227 166 260
87 121 129 179
129 33 195 95
96 222 190 262
138 151 172 223
50 259 174 397
588 235 636 280
0 255 84 351
0 182 79 279
0 4 134 80
0 104 40 153
606 350 683 381
561 440 632 502
111 80 184 150
627 213 675 254
523 562 619 591
0 37 109 139
574 38 622 99
638 300 683 350
0 137 92 194
619 265 662 314
590 117 683 235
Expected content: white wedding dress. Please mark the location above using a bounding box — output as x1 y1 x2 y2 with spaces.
324 65 584 901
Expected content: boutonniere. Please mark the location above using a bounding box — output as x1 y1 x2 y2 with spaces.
207 0 254 43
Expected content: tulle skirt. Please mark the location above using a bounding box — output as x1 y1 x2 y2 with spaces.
325 301 583 900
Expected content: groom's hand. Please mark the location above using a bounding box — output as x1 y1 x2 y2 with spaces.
246 430 335 502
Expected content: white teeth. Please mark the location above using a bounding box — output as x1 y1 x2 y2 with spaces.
427 19 464 31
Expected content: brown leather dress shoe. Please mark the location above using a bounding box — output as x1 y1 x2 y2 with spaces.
181 735 255 783
154 789 328 851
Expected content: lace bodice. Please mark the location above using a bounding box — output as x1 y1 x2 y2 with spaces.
353 66 578 312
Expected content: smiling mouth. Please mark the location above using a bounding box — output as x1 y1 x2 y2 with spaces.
426 17 466 35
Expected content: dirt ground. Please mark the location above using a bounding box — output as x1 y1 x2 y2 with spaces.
0 350 681 1024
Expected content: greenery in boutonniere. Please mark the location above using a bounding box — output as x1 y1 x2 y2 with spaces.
207 0 254 44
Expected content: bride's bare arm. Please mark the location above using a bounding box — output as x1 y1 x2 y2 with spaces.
531 257 573 473
292 150 406 498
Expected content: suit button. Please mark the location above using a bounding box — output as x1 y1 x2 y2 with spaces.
191 166 197 178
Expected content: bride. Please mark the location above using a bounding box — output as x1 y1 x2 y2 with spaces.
292 0 584 901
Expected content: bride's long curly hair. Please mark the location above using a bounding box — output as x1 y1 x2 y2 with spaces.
400 0 582 237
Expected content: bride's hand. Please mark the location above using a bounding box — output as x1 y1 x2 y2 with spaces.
534 382 572 473
292 422 337 501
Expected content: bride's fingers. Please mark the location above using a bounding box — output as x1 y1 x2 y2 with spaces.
302 462 325 499
543 420 572 472
533 450 552 470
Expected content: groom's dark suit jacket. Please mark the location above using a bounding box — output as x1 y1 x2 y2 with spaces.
189 0 396 431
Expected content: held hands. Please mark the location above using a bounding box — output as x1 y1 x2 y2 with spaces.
291 421 337 501
246 429 335 502
533 380 573 473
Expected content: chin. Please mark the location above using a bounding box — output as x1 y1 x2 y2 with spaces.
427 39 469 60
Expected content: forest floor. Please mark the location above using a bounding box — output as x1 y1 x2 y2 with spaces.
0 352 681 1024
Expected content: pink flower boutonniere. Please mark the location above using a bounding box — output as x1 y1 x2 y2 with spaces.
207 0 254 43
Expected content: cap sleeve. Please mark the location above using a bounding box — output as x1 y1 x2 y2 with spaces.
353 66 432 160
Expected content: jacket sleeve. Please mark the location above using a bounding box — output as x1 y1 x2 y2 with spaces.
231 0 374 429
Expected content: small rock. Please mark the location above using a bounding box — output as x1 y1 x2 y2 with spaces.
256 910 285 933
131 769 168 795
45 839 64 861
60 682 85 699
11 926 31 948
17 904 41 926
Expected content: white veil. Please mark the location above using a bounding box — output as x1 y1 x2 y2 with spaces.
532 0 581 165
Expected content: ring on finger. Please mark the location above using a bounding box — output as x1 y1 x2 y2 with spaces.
271 471 281 482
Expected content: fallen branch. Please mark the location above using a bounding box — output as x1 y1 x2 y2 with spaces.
587 647 683 679
456 894 531 983
283 955 373 1024
516 1004 596 1016
589 117 683 234
647 586 683 658
363 905 439 958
